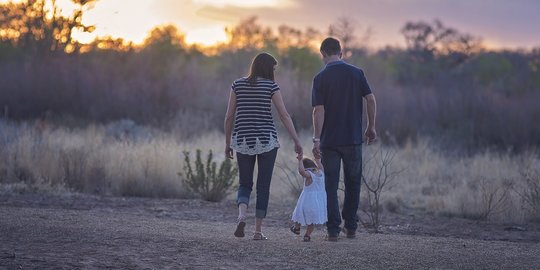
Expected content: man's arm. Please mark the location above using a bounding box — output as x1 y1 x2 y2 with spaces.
312 105 324 158
364 93 377 144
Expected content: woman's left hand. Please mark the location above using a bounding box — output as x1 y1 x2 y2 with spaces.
294 143 303 159
225 146 234 159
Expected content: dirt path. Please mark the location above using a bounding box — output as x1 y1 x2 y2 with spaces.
1 194 539 269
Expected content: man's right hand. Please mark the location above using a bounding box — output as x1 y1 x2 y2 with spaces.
365 126 377 145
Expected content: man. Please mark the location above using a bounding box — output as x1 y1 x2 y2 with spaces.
312 37 377 241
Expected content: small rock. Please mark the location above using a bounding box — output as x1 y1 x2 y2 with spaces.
504 226 527 232
1 252 16 259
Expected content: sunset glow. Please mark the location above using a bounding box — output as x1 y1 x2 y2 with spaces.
1 0 539 49
184 26 228 46
192 0 293 8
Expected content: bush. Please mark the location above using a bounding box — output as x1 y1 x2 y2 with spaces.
514 164 540 222
181 149 238 202
360 147 402 231
275 161 304 199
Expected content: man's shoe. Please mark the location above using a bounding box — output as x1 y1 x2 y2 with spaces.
325 234 338 242
342 227 356 239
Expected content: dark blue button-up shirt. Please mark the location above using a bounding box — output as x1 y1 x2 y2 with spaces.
312 60 372 148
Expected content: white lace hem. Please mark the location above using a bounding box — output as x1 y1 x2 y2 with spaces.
231 133 280 155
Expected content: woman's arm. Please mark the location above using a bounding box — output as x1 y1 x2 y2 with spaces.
224 91 237 159
271 91 302 158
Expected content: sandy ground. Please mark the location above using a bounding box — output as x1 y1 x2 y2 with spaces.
1 193 539 270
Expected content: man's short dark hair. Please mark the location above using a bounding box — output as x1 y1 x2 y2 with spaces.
320 37 341 56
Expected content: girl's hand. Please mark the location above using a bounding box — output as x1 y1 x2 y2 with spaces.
225 146 234 159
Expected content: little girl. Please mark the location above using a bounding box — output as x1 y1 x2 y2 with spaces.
290 155 327 242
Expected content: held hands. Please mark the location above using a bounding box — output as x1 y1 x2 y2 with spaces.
294 142 303 160
312 141 321 159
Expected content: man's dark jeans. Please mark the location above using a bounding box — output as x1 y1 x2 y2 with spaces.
322 145 362 236
236 148 278 219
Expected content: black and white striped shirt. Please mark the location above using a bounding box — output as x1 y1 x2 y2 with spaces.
230 77 280 155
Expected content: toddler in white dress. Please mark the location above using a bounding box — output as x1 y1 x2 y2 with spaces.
290 155 327 242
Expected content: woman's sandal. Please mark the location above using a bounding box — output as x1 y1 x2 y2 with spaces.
290 225 300 235
253 232 268 240
303 235 311 242
234 216 246 238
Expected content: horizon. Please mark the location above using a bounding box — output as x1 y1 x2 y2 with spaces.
2 0 539 49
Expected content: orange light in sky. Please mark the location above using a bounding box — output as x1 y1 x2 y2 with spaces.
1 0 538 49
73 0 290 46
193 0 291 8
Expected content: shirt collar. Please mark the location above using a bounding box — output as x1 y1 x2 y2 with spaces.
326 60 345 67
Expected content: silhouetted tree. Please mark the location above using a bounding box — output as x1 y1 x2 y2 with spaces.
225 16 276 51
401 19 482 64
0 0 96 54
328 17 371 58
83 36 133 52
143 24 185 50
277 25 321 51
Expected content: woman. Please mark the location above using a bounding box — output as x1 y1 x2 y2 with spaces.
224 52 302 240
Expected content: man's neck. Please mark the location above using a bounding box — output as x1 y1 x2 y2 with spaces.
324 55 342 65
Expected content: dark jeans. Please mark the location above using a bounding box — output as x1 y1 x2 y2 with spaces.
236 148 278 218
322 145 362 236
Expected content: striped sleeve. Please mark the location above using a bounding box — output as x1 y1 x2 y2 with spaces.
270 82 280 96
231 80 237 93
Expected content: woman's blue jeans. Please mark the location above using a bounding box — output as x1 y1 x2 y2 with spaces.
322 145 363 236
236 148 278 218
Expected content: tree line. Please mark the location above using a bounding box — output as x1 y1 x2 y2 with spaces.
1 0 539 152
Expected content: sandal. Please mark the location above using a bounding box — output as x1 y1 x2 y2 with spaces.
234 216 246 238
290 225 300 235
253 232 268 240
303 235 311 242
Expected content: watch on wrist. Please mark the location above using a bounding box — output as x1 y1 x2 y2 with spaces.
312 137 320 143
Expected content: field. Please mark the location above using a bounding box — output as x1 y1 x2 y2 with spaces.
1 119 539 224
2 1 540 268
1 192 539 269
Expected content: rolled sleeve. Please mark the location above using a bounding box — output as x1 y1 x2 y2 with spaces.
311 76 324 107
359 70 372 97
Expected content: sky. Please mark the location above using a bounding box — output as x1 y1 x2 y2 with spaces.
4 0 540 48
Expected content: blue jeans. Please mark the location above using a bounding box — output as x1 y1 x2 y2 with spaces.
236 148 278 218
322 145 362 236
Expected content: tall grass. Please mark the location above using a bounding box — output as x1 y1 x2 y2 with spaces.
0 117 221 198
0 118 538 223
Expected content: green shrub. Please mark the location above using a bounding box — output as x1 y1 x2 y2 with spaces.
181 149 238 202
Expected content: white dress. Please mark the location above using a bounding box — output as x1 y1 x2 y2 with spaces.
291 170 327 226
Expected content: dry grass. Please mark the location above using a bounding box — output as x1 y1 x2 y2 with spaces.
1 119 538 223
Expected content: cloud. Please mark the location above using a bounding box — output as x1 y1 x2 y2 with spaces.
78 0 540 48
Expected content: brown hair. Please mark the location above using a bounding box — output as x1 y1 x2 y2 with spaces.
302 158 317 170
247 52 277 83
320 37 341 56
